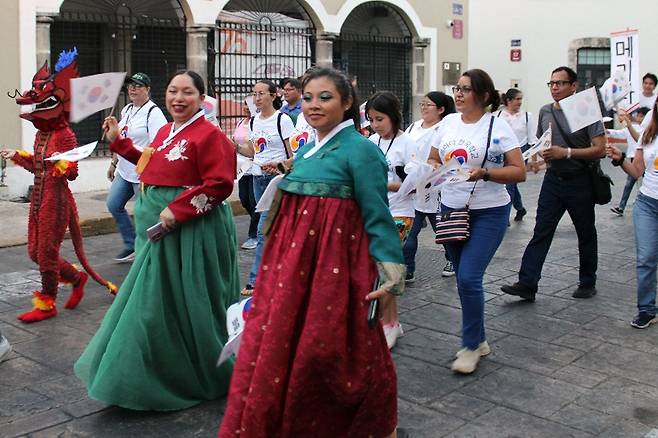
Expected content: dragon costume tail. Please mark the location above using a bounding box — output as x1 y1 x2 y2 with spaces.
68 201 118 295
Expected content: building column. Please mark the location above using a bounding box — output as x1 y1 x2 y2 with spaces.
187 26 210 85
36 15 54 67
412 37 430 120
315 32 339 68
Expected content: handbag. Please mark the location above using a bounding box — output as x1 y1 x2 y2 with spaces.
435 117 494 244
550 107 613 205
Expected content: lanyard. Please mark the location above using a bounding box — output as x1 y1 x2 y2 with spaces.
123 101 149 128
159 110 204 149
378 131 398 157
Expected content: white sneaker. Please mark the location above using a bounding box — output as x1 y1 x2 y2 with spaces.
241 238 258 250
451 348 480 374
383 323 404 349
456 341 491 358
442 261 455 277
0 335 12 363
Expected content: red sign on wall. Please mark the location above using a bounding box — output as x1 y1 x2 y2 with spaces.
510 48 522 62
452 19 463 39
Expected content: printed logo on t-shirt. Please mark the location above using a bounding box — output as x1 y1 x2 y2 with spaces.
254 137 268 153
653 155 658 173
444 148 470 164
290 131 309 153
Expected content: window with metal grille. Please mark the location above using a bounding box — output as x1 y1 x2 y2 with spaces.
577 47 610 90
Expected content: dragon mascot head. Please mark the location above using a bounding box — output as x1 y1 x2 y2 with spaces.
15 48 79 132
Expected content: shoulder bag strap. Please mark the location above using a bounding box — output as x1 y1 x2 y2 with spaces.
466 116 495 206
277 112 290 159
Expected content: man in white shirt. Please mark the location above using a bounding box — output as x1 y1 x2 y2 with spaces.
639 73 657 110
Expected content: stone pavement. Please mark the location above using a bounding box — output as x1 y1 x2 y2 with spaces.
2 161 658 437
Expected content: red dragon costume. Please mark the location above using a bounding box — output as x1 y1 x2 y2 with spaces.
8 48 117 323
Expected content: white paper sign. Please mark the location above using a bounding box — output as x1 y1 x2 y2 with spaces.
522 128 551 161
217 331 243 367
44 142 98 162
236 154 254 181
70 72 126 123
255 174 285 212
610 29 640 112
559 87 602 132
245 95 257 117
600 69 631 110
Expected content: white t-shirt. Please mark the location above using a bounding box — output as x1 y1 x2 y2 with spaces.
431 113 520 210
495 109 538 147
249 111 295 176
639 93 657 110
116 100 168 183
405 119 441 213
369 131 416 217
607 124 641 158
289 112 316 157
639 136 658 199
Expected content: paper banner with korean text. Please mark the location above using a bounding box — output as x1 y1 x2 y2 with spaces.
217 297 252 366
70 72 126 123
610 29 640 112
522 127 551 161
559 87 603 133
255 174 285 212
600 69 631 111
236 154 254 181
44 142 98 162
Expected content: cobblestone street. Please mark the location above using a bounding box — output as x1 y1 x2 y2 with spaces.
2 163 658 437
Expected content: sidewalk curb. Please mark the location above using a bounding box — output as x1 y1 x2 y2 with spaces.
0 200 247 249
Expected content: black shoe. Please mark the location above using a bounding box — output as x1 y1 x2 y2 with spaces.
572 286 597 299
514 208 527 221
500 282 536 301
405 272 415 283
610 207 624 216
114 248 135 263
631 313 657 329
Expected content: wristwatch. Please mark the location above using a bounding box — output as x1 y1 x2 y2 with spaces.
483 170 491 182
611 152 626 167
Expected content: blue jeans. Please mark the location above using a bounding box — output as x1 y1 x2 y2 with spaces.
618 173 637 211
248 174 276 285
506 184 524 211
107 173 140 251
442 203 510 350
518 171 597 289
238 175 260 239
403 210 450 273
634 193 658 315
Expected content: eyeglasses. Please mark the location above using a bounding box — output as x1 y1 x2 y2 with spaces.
419 102 437 108
251 91 273 97
546 80 573 88
283 87 298 92
127 84 144 90
452 86 473 94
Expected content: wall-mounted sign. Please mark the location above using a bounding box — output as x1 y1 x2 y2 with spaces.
452 3 463 15
452 19 463 39
511 39 522 47
510 49 522 62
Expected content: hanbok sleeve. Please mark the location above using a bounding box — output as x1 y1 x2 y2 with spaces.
168 128 236 224
348 139 405 264
109 137 143 164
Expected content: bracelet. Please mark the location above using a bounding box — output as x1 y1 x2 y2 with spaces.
482 170 491 182
566 147 572 159
611 152 626 167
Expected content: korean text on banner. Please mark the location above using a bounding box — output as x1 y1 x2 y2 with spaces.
559 87 602 133
610 29 640 112
70 72 127 123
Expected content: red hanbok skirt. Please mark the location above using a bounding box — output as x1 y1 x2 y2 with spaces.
219 193 397 438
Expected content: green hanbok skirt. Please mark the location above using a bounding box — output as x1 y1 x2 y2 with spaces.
75 186 240 411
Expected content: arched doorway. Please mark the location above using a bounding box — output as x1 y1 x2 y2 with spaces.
51 0 187 152
210 0 316 134
334 1 413 125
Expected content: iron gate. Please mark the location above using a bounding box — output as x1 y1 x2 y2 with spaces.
51 11 186 155
334 33 413 126
210 21 315 135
